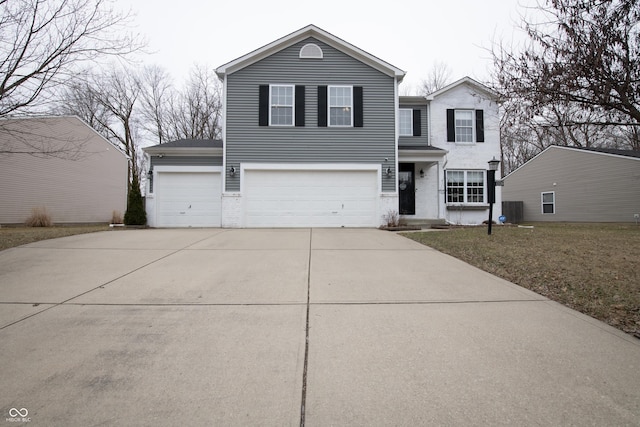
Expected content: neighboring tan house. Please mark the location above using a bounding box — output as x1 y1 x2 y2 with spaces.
0 116 128 224
143 25 502 228
502 145 640 223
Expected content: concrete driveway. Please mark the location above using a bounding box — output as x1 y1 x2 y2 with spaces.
1 228 639 426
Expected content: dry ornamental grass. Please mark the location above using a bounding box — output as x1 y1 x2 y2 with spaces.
403 223 640 337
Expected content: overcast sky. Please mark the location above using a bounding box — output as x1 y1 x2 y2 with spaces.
117 0 537 93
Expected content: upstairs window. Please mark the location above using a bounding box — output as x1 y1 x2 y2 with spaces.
399 108 422 137
446 109 485 143
455 110 474 142
259 85 305 127
270 85 294 126
399 109 412 136
329 86 352 126
317 85 362 127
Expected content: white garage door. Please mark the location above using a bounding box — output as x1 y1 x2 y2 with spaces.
244 169 378 227
157 172 221 227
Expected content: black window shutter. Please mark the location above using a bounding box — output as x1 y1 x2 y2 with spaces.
353 86 363 127
295 85 305 127
259 85 269 126
446 109 455 142
317 86 327 127
475 109 484 142
412 109 422 136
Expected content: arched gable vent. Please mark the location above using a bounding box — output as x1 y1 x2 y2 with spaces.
299 43 323 59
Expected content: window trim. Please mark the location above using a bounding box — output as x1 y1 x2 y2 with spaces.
399 108 413 136
269 84 295 127
446 170 486 205
541 191 556 214
328 85 353 127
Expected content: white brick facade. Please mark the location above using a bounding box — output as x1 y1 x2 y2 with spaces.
221 193 242 228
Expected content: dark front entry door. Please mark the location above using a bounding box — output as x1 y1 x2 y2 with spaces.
399 163 415 215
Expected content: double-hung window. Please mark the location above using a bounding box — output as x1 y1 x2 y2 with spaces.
329 86 352 126
542 192 555 214
455 110 474 142
446 109 484 143
270 85 294 126
399 109 413 136
446 170 485 204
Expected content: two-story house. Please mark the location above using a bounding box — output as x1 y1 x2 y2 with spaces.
143 25 501 228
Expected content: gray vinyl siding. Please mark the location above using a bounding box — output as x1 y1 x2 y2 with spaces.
151 156 222 167
502 147 640 222
398 105 428 148
225 37 397 192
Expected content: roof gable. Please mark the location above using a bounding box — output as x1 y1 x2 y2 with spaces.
425 77 498 101
0 115 127 160
503 145 640 180
215 25 405 81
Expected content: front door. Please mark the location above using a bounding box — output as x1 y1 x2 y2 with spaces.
398 163 415 215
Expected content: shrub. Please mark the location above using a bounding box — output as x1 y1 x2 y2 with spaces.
25 206 53 227
111 210 123 224
383 210 400 228
123 175 147 226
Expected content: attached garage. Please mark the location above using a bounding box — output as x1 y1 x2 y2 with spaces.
155 170 221 227
243 167 379 228
143 139 224 228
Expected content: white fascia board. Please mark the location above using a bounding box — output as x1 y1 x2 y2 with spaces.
143 147 223 156
241 163 381 171
153 165 222 173
398 149 448 161
215 25 406 81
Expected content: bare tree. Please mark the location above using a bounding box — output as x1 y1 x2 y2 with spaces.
419 61 452 96
138 64 223 144
493 0 639 124
170 65 222 141
139 65 174 144
0 0 143 117
500 99 636 173
492 0 640 172
60 63 223 181
61 66 143 181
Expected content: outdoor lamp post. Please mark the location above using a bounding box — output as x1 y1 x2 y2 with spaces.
487 157 500 235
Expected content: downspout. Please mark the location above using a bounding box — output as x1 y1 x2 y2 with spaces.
394 78 399 195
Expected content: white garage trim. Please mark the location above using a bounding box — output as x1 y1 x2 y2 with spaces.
149 166 222 228
241 163 382 192
241 163 381 228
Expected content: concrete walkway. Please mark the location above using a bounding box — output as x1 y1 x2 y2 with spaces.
0 228 638 426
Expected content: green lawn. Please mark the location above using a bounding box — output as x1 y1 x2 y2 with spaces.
402 223 640 337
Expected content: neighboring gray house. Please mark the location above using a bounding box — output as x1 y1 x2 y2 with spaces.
502 145 640 223
0 116 128 224
143 25 502 228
